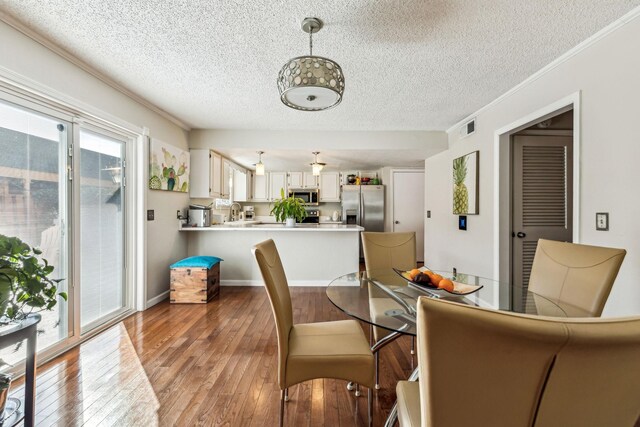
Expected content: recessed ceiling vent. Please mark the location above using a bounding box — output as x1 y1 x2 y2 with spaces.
459 118 476 138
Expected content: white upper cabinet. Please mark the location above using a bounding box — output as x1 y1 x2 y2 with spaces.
303 172 319 189
211 152 222 197
189 149 211 198
288 171 303 188
319 172 341 202
287 171 318 188
232 168 248 202
221 159 231 198
252 172 269 202
269 172 288 201
190 149 224 198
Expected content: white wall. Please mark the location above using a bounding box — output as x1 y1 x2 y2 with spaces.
0 20 190 304
425 11 640 316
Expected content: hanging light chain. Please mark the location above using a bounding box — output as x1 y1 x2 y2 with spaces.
309 27 313 56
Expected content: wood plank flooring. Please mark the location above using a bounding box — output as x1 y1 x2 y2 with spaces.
9 287 415 426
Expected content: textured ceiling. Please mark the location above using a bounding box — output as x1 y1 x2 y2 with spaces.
1 1 639 131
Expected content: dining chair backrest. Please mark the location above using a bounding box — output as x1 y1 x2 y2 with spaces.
415 297 640 427
253 239 293 389
362 232 416 271
528 239 626 317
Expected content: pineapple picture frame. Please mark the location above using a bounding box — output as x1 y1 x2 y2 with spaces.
453 151 479 215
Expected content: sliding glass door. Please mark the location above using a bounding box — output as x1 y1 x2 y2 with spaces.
0 92 134 367
0 98 71 364
79 129 127 331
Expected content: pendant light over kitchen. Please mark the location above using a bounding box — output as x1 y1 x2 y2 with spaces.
277 17 345 111
254 151 265 176
310 152 326 176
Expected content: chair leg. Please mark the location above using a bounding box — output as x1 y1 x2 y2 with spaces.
280 389 285 427
355 383 361 397
375 351 381 390
368 387 373 427
284 387 289 402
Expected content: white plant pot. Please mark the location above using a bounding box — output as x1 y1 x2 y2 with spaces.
285 218 296 227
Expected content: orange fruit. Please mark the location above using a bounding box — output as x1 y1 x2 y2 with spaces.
438 279 454 292
430 274 443 286
408 268 421 279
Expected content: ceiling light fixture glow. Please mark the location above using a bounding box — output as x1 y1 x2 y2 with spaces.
310 151 326 176
254 151 265 176
277 17 345 111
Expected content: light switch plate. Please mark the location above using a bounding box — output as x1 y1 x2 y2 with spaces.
147 210 155 221
596 212 608 231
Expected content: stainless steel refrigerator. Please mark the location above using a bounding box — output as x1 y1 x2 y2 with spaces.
342 185 385 258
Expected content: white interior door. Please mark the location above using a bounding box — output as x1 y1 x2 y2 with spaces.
392 170 425 262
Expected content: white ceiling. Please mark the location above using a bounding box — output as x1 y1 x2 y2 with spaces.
1 1 638 132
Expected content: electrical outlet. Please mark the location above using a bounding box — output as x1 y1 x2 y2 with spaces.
177 210 182 220
596 212 609 231
147 210 154 221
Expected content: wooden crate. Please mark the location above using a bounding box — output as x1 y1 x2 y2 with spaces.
170 263 220 303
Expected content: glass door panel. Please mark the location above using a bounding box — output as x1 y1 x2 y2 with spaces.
0 99 70 364
79 129 126 331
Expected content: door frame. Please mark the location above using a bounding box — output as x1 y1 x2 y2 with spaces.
493 91 581 301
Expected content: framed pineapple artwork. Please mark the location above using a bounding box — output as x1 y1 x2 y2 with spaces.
452 151 479 215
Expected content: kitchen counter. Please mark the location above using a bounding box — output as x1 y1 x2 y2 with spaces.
181 223 363 232
182 222 362 285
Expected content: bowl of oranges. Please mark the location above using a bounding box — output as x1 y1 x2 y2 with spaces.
393 267 483 296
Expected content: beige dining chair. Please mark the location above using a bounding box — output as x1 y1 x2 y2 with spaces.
362 231 416 389
252 239 375 427
396 297 640 427
528 239 626 317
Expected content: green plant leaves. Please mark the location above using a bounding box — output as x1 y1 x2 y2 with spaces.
270 188 308 223
0 234 66 323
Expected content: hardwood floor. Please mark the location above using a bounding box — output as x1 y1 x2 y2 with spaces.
10 287 415 426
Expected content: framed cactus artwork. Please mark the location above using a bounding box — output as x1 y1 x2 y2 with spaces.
452 151 479 215
149 139 190 192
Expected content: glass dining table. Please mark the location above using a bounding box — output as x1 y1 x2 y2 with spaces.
326 268 568 426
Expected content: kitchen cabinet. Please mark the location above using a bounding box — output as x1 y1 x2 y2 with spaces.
190 149 223 198
252 172 269 201
269 172 288 201
233 168 248 202
211 152 222 197
221 160 231 199
319 172 341 202
288 171 318 188
303 172 319 188
288 172 303 188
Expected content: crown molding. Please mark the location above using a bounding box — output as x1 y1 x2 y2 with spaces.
0 10 192 131
446 5 640 135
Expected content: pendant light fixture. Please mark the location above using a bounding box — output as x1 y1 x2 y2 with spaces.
254 151 265 176
310 152 326 176
277 17 345 111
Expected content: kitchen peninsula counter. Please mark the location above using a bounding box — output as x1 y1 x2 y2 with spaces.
181 223 363 231
180 223 363 285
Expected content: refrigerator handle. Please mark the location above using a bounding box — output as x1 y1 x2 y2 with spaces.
360 191 365 226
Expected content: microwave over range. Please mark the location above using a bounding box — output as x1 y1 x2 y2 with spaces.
288 188 319 206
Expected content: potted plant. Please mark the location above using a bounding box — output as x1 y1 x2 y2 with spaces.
0 234 67 413
270 189 307 227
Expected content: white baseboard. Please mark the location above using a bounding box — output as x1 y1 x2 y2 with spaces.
221 280 331 287
146 290 169 308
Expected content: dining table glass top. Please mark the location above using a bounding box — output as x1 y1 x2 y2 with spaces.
326 268 568 336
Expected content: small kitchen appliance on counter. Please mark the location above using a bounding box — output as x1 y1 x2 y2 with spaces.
243 206 255 220
188 204 212 227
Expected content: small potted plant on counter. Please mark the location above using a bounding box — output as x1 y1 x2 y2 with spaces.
0 234 67 413
271 189 307 227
